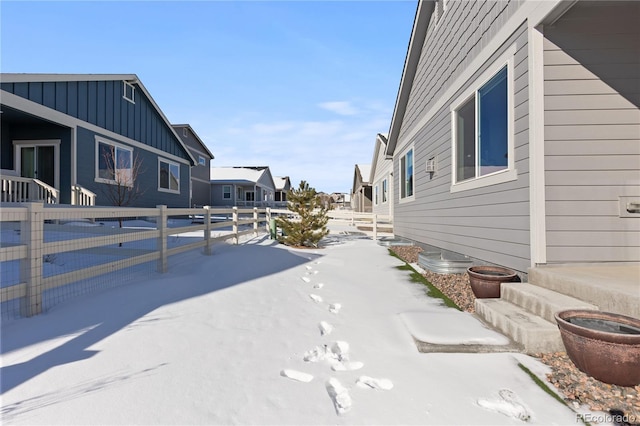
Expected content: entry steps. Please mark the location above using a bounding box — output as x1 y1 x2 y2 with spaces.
475 282 598 354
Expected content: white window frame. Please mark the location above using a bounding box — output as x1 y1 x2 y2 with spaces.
399 146 415 203
450 53 517 194
222 185 232 200
198 155 206 166
95 137 134 187
183 128 188 137
374 184 379 206
158 158 181 194
123 81 135 104
382 178 388 204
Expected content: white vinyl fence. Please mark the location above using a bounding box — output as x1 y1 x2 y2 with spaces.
0 203 272 319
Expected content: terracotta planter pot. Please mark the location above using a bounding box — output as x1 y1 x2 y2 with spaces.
555 309 640 387
467 266 519 299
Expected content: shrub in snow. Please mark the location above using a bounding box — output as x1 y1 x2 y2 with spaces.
277 180 329 248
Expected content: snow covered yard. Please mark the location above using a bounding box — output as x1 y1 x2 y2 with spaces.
1 229 593 425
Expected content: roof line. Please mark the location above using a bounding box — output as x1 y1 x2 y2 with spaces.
385 1 435 157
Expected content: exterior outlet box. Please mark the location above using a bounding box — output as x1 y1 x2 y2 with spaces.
619 196 640 218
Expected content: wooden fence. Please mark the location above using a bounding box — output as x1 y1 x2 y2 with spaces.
0 203 273 317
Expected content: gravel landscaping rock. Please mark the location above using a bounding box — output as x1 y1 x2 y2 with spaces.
388 244 640 421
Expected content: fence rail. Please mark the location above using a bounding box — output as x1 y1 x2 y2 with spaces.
0 203 274 318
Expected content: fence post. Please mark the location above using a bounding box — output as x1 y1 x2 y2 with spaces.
20 202 44 317
253 207 259 237
204 206 212 255
266 207 271 232
157 205 168 273
232 206 239 245
373 213 378 241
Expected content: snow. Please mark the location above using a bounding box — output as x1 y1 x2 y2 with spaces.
399 310 511 345
0 223 602 425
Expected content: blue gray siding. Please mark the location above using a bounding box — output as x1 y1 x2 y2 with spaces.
1 80 191 162
76 126 190 208
393 1 532 272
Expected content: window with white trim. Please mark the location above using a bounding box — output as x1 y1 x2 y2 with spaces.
374 185 379 206
183 128 188 137
400 148 414 200
123 81 135 104
222 185 231 199
453 65 510 185
382 178 388 203
159 158 180 193
198 156 206 166
96 139 133 186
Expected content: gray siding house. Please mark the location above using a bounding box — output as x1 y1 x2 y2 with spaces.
370 133 393 219
351 164 372 213
172 124 214 207
274 176 292 207
1 74 196 208
385 1 640 273
210 166 276 207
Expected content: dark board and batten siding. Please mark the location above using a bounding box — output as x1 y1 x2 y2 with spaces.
1 80 191 162
543 1 640 263
393 1 532 273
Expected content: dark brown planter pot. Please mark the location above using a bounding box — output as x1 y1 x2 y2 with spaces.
467 266 519 299
555 309 640 387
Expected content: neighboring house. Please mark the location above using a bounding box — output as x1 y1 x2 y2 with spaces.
172 124 214 207
351 164 372 213
370 133 393 220
384 0 640 273
210 166 276 207
274 176 292 207
330 192 350 210
1 74 196 207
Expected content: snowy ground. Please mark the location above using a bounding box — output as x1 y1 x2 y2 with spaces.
1 224 599 425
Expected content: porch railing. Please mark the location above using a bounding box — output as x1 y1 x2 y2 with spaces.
0 175 59 204
71 185 96 206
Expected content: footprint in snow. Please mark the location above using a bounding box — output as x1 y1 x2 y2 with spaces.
329 303 341 314
305 265 313 270
319 321 333 336
356 376 393 390
332 361 364 372
309 294 323 303
477 389 531 422
280 369 314 383
301 276 311 283
326 378 352 415
314 283 324 289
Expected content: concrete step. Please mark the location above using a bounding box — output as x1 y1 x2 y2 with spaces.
501 282 599 324
528 264 640 319
475 298 565 354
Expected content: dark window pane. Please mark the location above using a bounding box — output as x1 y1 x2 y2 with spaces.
478 66 508 176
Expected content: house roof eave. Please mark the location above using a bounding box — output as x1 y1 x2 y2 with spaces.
385 1 435 158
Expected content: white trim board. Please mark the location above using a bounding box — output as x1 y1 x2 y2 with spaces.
1 90 192 166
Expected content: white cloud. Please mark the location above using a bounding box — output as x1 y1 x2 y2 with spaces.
318 101 359 116
202 104 391 193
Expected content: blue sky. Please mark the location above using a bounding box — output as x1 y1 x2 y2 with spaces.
1 1 417 193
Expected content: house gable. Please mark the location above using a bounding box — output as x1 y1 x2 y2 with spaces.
1 74 195 165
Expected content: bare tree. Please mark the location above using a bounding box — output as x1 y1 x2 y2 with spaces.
99 145 146 232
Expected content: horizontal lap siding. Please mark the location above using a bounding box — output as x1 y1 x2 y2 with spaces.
394 0 531 273
76 126 190 208
543 1 640 263
372 143 393 217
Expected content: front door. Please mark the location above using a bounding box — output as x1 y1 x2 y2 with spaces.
15 140 59 189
